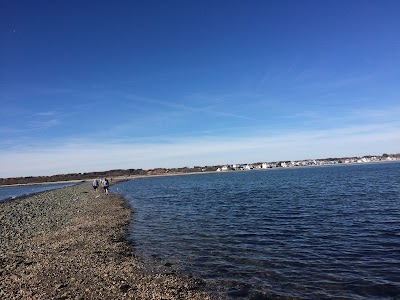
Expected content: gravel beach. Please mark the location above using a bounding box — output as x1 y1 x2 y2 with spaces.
0 182 220 299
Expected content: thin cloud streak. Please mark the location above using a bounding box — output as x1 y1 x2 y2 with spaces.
124 94 252 120
0 117 61 135
298 74 374 90
33 111 57 116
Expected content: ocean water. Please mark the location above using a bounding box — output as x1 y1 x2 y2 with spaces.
112 162 400 299
0 182 78 202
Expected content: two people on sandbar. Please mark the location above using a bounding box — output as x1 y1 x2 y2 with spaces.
92 177 109 195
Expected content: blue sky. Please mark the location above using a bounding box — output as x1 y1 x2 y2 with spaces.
1 0 400 177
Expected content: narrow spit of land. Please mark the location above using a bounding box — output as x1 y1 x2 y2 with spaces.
0 182 220 299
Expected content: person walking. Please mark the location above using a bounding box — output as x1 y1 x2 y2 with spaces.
92 178 99 193
102 177 109 195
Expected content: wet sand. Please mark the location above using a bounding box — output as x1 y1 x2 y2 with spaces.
0 182 221 299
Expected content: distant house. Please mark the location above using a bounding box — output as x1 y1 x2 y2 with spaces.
217 166 229 172
308 160 318 166
261 162 270 169
277 161 287 168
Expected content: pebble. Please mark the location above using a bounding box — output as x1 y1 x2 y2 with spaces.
0 183 221 299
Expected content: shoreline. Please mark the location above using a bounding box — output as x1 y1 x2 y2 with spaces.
0 180 86 188
0 182 220 299
1 160 398 188
2 160 397 188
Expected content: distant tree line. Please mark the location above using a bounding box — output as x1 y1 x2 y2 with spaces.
1 153 398 186
0 166 220 186
0 168 146 186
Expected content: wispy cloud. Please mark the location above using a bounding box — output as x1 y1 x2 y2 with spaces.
31 110 61 129
0 111 61 135
29 118 60 130
294 70 374 90
124 93 253 120
33 111 57 117
1 121 399 177
283 105 400 128
346 106 400 120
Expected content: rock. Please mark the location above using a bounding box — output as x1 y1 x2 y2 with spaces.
119 284 130 292
55 293 69 300
0 183 219 299
56 283 68 290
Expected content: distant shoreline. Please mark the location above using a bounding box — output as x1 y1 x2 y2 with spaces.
0 179 85 188
1 159 398 188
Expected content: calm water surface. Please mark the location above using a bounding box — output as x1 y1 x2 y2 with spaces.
0 182 78 202
112 163 400 299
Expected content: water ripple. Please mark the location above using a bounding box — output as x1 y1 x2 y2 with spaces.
113 162 400 299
